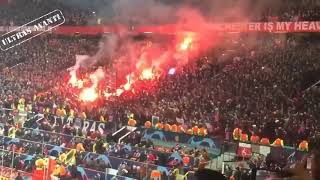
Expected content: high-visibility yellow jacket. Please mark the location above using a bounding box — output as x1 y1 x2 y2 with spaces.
298 140 308 151
240 133 249 142
250 135 260 143
260 138 270 145
272 138 284 147
233 128 242 140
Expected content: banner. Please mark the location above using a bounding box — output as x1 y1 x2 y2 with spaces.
0 21 319 34
22 114 109 135
237 143 252 158
141 128 222 156
49 115 107 134
137 21 320 33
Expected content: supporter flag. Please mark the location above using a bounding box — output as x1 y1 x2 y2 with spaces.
47 157 57 178
32 169 45 180
237 143 252 158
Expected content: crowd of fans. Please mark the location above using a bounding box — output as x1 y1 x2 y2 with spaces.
0 34 319 142
0 1 319 179
0 0 94 26
0 111 210 179
0 0 319 27
0 32 318 179
110 35 320 148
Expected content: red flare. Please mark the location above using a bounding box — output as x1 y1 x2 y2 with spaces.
178 33 194 51
140 68 154 80
79 87 98 102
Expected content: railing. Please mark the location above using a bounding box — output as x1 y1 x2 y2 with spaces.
11 125 201 171
305 79 320 91
0 132 200 180
118 126 136 144
1 108 309 152
0 146 200 180
1 110 309 178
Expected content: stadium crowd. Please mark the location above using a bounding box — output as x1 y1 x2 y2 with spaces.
0 31 318 179
114 35 320 147
0 0 94 26
0 1 319 179
0 113 210 179
0 0 319 26
0 34 319 145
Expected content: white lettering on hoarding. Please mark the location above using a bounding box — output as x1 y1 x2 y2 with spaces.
0 9 65 51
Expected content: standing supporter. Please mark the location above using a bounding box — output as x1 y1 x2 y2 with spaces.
199 127 207 136
164 123 171 131
155 122 164 130
144 121 152 128
298 140 308 151
177 125 185 133
240 133 249 142
233 128 242 140
56 105 66 117
250 134 260 144
192 126 199 136
128 118 137 127
272 138 284 147
260 138 270 146
150 169 161 180
186 128 193 135
171 124 177 132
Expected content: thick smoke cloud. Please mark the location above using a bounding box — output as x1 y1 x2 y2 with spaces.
68 0 287 89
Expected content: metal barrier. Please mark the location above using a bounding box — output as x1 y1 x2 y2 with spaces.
0 146 181 180
0 133 185 180
5 111 302 179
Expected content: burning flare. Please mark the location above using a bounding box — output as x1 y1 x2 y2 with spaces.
140 68 154 80
79 87 98 102
179 33 194 51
